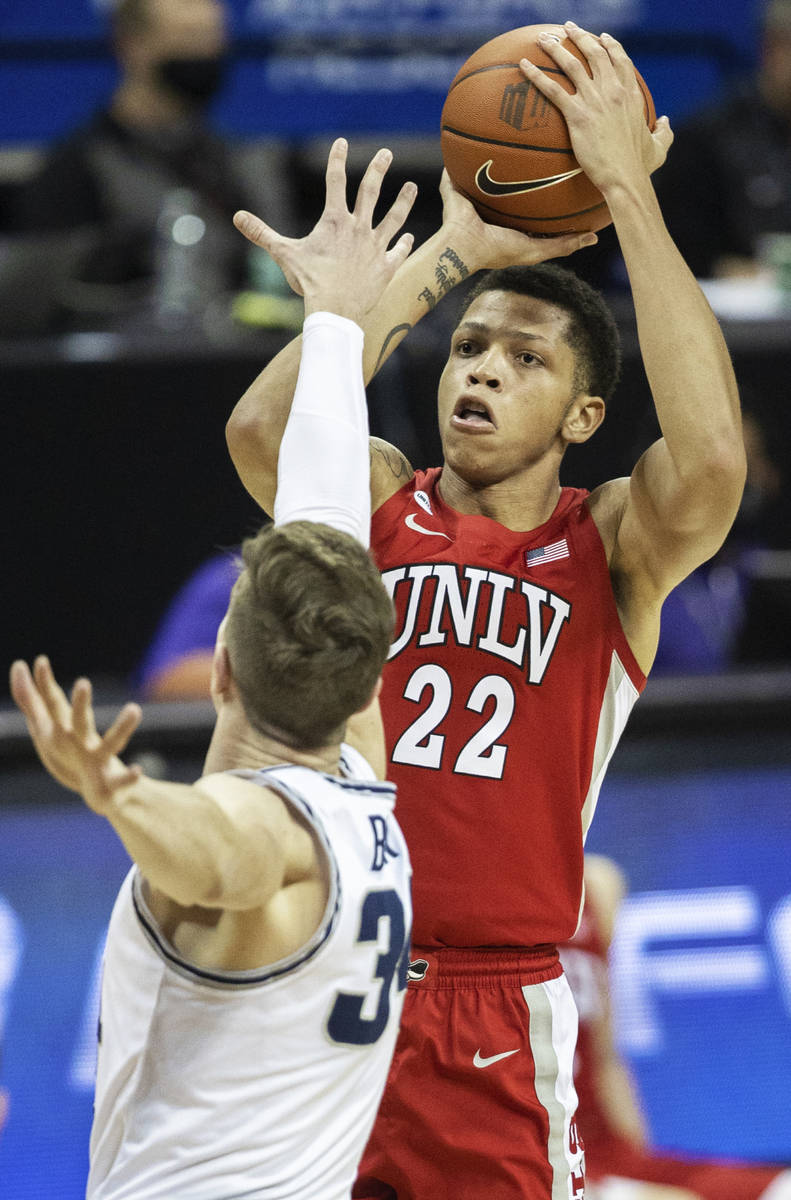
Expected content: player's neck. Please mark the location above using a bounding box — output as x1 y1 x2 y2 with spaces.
438 464 562 531
203 707 344 778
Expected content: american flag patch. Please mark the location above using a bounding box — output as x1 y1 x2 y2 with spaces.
526 538 569 566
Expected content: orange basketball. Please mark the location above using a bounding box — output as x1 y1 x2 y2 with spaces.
440 24 656 235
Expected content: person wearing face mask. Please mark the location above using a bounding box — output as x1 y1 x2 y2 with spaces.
5 0 293 330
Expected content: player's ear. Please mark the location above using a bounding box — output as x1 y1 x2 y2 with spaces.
563 394 605 444
210 617 233 707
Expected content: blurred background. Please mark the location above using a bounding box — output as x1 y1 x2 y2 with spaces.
0 1 789 1196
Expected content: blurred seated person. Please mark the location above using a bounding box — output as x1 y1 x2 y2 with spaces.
3 0 291 331
652 409 783 674
561 856 791 1200
654 0 791 279
136 547 241 700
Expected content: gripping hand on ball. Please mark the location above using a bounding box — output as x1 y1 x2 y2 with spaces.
233 138 417 325
438 169 598 271
519 23 673 198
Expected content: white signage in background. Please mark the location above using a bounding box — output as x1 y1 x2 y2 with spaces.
245 0 643 36
768 895 791 1018
610 886 791 1055
0 897 23 1042
70 932 106 1091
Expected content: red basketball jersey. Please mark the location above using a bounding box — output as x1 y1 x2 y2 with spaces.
370 468 645 948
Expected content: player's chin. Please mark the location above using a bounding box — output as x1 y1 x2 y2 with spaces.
442 439 510 487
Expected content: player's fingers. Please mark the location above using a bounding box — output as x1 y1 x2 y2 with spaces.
519 55 572 110
233 210 285 253
561 22 613 79
353 147 393 222
101 702 143 760
375 180 417 247
323 137 350 213
654 115 674 152
385 231 415 273
596 30 636 82
541 231 599 260
33 655 72 727
9 660 51 731
71 677 96 741
534 29 595 91
107 762 144 795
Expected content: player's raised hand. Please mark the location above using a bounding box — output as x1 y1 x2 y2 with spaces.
233 138 417 324
10 657 143 811
519 23 673 195
437 168 598 269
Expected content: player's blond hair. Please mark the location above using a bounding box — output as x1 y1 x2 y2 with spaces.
225 522 394 750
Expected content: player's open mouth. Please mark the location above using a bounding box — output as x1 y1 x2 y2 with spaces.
451 397 497 430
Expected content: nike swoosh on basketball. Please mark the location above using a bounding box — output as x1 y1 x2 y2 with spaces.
473 1048 520 1068
405 513 451 539
475 159 582 198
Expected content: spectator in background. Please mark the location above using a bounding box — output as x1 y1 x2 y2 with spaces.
2 0 292 332
655 0 791 279
137 547 241 700
561 856 791 1200
651 408 783 675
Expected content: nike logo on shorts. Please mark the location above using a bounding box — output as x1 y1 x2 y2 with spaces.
475 160 583 197
473 1048 520 1068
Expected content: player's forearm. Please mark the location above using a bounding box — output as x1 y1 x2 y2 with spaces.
361 224 474 378
608 179 745 493
96 777 281 910
274 312 370 544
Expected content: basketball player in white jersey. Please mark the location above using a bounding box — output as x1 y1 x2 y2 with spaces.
10 140 416 1200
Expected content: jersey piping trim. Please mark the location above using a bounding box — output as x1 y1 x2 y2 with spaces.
130 774 343 990
575 649 640 932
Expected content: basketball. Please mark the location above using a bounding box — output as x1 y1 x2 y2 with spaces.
440 24 656 235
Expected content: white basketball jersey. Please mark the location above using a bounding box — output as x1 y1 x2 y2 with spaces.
88 746 411 1200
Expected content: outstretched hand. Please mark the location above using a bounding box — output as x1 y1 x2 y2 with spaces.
10 657 143 812
437 169 599 270
233 138 417 324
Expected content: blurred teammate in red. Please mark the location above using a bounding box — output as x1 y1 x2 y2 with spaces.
228 24 746 1199
563 857 791 1200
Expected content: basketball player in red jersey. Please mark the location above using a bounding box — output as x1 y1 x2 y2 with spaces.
563 857 791 1200
227 23 746 1199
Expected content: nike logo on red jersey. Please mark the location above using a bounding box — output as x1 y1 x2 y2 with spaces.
405 513 451 540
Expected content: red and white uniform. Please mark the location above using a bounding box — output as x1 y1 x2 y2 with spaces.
355 469 645 1199
372 468 645 949
562 900 791 1200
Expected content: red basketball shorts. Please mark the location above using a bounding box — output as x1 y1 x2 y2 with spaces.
353 946 586 1200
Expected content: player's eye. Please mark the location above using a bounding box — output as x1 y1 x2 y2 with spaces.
456 339 476 355
517 351 540 366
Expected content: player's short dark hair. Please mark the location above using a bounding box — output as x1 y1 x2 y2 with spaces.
224 522 394 750
459 263 622 402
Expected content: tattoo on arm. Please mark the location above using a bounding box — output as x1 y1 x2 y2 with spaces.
419 245 471 311
373 323 412 375
370 245 471 373
439 246 470 279
370 438 414 483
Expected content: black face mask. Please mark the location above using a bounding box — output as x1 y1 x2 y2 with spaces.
157 54 228 105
